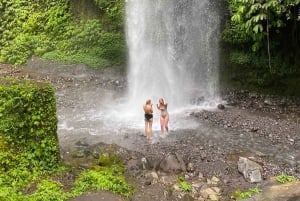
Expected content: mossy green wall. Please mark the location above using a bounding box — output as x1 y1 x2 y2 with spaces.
0 78 60 171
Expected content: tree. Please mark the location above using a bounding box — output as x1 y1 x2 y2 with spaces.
224 0 300 73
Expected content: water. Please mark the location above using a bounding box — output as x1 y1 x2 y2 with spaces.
50 64 300 170
125 0 221 115
69 0 224 132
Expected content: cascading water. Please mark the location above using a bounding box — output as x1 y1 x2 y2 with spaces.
125 0 221 115
58 0 223 139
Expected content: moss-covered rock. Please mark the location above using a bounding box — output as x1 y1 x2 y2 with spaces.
0 77 60 171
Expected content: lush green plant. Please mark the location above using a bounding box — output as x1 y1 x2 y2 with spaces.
93 0 125 31
234 187 261 199
42 19 126 68
70 166 133 197
0 0 126 68
0 78 61 196
222 0 300 96
275 174 296 183
0 78 67 200
0 79 58 147
224 0 300 51
25 180 67 201
177 176 192 192
0 0 72 65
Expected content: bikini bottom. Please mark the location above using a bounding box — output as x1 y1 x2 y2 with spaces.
145 113 153 121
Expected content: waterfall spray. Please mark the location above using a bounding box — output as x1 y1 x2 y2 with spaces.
125 0 221 115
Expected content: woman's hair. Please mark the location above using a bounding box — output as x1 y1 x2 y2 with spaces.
146 99 151 104
159 98 166 105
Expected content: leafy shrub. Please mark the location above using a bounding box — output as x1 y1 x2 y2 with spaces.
177 176 192 192
275 174 296 184
25 180 66 201
93 0 125 31
0 0 126 68
70 167 133 197
234 187 261 200
0 78 60 172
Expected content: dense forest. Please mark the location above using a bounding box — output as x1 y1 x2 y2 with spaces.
222 0 300 96
0 0 299 96
0 0 125 68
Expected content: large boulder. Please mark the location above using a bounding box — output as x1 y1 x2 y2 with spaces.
159 152 186 173
238 157 263 183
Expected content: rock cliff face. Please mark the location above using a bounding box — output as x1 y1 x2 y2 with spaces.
69 0 100 21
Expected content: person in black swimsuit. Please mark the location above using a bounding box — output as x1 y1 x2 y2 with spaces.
145 113 153 121
143 99 153 140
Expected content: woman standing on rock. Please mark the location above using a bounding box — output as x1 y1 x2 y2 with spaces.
157 98 169 135
143 99 153 140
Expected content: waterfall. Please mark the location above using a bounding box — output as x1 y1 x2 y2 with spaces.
125 0 221 114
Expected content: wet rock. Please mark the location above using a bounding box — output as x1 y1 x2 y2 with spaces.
238 157 263 183
207 176 220 185
186 162 195 173
159 152 186 173
252 180 300 201
199 187 221 201
217 104 225 110
71 150 85 158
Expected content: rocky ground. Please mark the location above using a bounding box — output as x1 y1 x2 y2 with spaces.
1 58 300 201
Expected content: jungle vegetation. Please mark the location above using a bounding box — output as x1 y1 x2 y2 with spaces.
222 0 300 95
0 0 125 68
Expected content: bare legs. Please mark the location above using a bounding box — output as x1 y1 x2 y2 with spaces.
160 116 169 135
144 120 153 140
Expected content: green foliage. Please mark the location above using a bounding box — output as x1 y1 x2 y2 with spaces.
229 51 252 65
70 167 133 197
0 77 60 175
25 180 66 201
222 0 300 96
234 187 261 199
98 153 122 167
0 79 58 150
0 77 67 200
0 0 126 68
0 0 72 65
275 174 296 183
224 0 300 47
93 0 125 31
223 0 300 60
0 33 33 65
177 176 192 192
42 19 126 68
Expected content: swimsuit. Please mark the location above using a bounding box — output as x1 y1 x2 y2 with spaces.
145 113 153 121
159 106 168 118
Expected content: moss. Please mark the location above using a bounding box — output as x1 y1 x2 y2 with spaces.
98 152 121 167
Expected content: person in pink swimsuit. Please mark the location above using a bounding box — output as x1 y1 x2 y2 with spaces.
156 98 169 135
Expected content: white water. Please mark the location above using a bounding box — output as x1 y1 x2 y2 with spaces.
58 0 223 136
125 0 221 116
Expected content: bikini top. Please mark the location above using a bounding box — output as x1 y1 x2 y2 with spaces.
159 105 167 111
